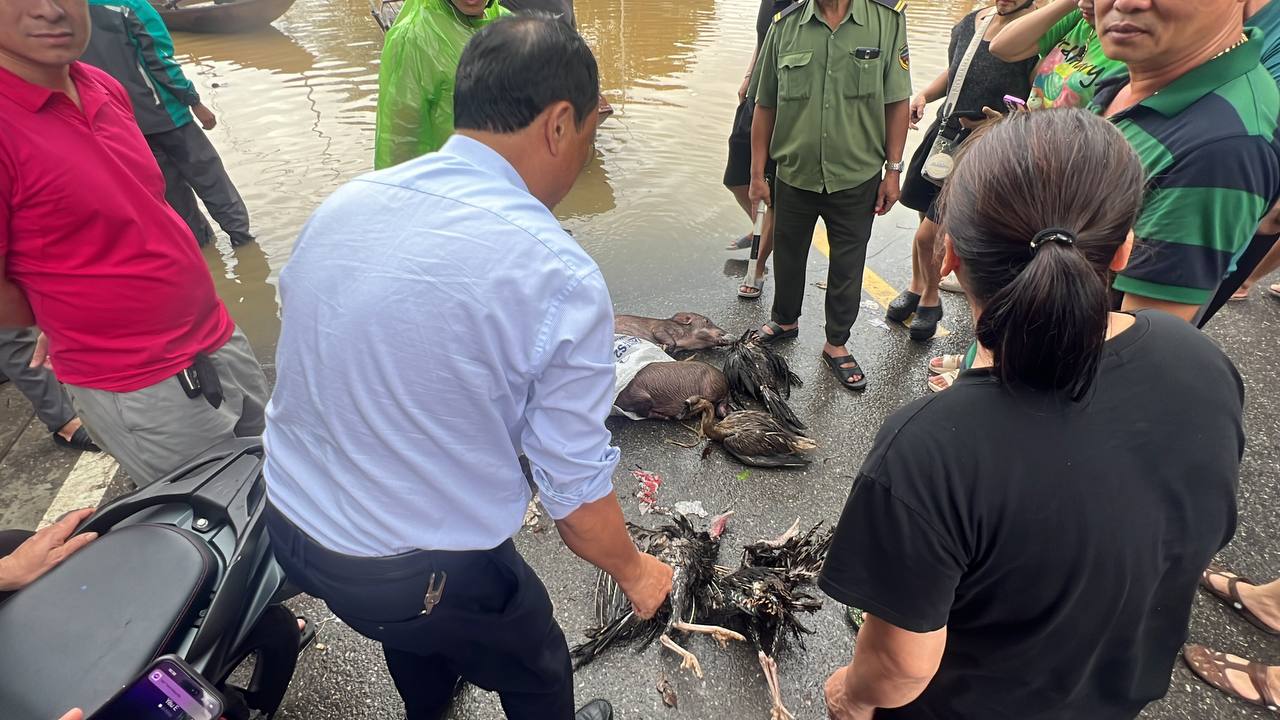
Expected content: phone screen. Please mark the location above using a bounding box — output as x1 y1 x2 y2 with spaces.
93 657 222 720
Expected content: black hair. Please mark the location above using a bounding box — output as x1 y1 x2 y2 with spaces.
453 13 599 133
937 109 1146 400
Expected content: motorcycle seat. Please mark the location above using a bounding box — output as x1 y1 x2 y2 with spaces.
0 523 217 720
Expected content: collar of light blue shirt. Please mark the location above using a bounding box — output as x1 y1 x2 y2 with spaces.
441 134 532 194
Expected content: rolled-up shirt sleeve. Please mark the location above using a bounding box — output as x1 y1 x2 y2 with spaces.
521 271 621 520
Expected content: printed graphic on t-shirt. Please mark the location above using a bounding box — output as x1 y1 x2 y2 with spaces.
1030 39 1107 109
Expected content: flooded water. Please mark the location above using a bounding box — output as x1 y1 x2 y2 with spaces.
172 0 984 360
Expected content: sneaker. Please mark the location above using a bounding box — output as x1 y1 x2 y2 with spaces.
575 699 613 720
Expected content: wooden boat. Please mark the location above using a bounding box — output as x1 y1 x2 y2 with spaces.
152 0 298 34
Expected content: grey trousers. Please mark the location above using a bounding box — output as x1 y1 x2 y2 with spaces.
0 327 76 434
147 122 252 246
65 328 268 486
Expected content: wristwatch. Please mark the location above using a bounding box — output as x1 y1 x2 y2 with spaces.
885 160 905 173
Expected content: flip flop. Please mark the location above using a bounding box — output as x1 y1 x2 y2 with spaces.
1268 284 1280 299
1230 288 1251 302
1200 564 1280 635
53 426 102 453
738 275 764 300
758 321 798 344
928 369 958 393
822 353 868 391
297 614 318 653
929 354 965 376
726 234 752 250
885 290 920 325
1184 644 1280 713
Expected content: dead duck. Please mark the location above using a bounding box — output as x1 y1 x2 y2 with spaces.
684 396 816 469
723 330 805 432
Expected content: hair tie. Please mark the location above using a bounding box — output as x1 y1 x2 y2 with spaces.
1030 228 1077 252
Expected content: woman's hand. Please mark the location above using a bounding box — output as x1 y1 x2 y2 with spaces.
909 93 928 130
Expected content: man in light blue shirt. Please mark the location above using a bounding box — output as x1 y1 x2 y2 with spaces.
262 16 672 720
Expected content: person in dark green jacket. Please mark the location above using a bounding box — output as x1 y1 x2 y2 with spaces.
80 0 254 247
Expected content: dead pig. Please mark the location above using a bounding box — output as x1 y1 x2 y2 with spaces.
612 335 730 421
614 313 731 354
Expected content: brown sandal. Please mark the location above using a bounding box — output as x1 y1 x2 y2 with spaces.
1201 564 1280 635
1184 644 1280 713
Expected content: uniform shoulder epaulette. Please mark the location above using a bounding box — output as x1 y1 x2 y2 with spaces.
772 1 804 24
869 0 908 12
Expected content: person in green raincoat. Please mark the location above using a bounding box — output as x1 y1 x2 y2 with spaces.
374 0 509 169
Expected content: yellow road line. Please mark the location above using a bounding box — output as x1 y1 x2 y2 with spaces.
812 224 950 337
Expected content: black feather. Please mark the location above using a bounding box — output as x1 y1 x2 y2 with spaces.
723 331 806 432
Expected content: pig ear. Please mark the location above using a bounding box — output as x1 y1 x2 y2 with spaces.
672 313 694 325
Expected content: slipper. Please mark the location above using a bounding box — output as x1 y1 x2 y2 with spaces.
885 290 920 325
738 275 764 300
939 274 963 293
1184 644 1280 713
1201 564 1280 635
758 321 798 344
928 369 959 393
297 615 318 653
1230 288 1250 302
53 427 102 453
1268 284 1280 299
909 306 944 342
822 353 868 391
929 354 965 376
726 234 752 250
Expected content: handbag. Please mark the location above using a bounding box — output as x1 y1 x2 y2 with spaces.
922 11 998 186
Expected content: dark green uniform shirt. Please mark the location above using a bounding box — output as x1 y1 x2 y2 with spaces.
750 0 911 193
1090 28 1280 306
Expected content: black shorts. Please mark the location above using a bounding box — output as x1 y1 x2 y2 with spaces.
901 118 943 221
725 97 777 188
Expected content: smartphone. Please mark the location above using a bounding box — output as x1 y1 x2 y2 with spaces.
92 655 224 720
854 47 881 60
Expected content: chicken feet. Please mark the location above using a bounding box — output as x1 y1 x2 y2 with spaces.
758 651 795 720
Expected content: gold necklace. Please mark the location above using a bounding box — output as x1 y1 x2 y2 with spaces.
1213 32 1250 60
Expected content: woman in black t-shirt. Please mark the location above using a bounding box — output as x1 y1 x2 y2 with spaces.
819 110 1244 719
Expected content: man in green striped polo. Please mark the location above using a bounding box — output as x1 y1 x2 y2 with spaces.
1090 0 1280 323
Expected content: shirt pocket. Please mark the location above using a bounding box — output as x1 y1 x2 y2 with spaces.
778 51 814 102
842 52 881 99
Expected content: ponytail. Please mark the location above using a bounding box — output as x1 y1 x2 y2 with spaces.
974 231 1110 400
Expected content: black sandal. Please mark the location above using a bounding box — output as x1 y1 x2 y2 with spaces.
909 305 943 342
53 426 102 453
758 321 798 344
885 290 920 325
822 353 868 391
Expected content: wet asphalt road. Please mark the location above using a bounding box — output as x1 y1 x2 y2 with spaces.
1 203 1278 720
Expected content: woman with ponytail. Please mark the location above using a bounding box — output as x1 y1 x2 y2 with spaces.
818 110 1245 720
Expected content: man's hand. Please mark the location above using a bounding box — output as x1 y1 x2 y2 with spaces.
876 172 901 216
616 552 673 620
738 74 751 104
909 93 927 130
29 331 52 372
825 666 876 720
0 508 97 592
193 103 217 131
749 175 772 218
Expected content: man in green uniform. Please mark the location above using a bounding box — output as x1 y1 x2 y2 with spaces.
374 0 508 169
748 0 911 391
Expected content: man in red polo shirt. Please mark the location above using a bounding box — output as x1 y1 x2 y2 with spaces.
0 0 267 485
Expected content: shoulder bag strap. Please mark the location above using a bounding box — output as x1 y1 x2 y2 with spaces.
941 10 998 119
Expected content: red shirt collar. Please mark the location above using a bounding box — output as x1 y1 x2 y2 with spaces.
0 62 108 115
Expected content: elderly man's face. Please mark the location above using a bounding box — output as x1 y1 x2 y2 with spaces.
451 0 490 17
1095 0 1246 68
0 0 90 74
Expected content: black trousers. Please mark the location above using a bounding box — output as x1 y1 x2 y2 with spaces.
771 177 879 347
1199 231 1280 328
265 504 574 720
147 122 252 247
0 530 34 606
